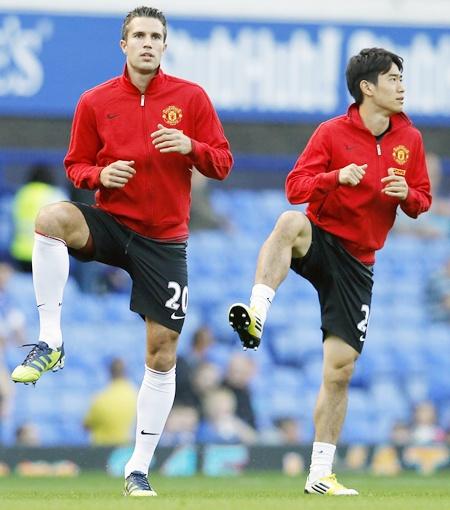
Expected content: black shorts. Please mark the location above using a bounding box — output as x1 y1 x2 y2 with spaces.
290 221 373 353
69 203 188 333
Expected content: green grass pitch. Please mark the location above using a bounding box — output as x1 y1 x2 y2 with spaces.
1 471 449 510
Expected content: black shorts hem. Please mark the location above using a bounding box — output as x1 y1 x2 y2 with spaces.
321 326 363 354
130 304 184 334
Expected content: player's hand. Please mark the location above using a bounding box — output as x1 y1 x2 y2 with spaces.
151 124 192 155
338 163 367 186
381 168 408 200
100 160 136 188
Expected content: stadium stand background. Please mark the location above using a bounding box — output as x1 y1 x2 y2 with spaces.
0 1 449 449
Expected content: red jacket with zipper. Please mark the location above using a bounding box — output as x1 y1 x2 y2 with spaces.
64 67 233 241
285 104 431 264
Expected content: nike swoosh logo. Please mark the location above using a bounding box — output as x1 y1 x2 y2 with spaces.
37 304 45 308
141 430 159 435
171 312 185 320
107 113 120 119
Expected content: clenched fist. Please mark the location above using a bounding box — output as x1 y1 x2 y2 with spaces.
100 160 136 188
338 163 367 186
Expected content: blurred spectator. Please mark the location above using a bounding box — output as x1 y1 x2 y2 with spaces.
188 361 222 415
393 153 450 238
390 421 412 447
260 417 303 445
160 405 199 446
15 423 41 446
197 387 257 444
186 326 215 369
10 164 68 271
189 169 231 232
222 353 257 428
273 417 303 445
426 258 450 322
175 327 216 407
0 261 26 345
83 358 137 446
0 261 27 438
410 401 446 445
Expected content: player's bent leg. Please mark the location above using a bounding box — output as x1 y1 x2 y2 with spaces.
35 201 90 248
229 211 312 350
255 211 312 287
11 202 90 386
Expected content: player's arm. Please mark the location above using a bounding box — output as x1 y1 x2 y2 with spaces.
286 124 366 204
64 95 105 190
392 136 431 217
151 89 233 180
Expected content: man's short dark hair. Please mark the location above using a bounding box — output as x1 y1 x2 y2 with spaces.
121 6 167 41
346 48 404 104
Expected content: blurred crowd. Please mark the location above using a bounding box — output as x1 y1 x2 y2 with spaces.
1 155 450 447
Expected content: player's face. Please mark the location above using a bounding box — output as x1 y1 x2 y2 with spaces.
372 63 405 114
120 17 166 75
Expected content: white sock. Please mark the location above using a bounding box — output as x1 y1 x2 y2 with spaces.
250 283 275 323
308 441 336 482
32 233 69 349
124 365 176 478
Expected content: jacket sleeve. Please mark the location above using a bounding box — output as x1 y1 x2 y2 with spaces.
285 124 340 204
400 133 432 218
64 94 104 190
186 88 233 181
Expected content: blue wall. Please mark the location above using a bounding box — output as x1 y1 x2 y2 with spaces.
1 13 450 125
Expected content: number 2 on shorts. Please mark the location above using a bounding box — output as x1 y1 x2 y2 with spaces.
357 304 370 342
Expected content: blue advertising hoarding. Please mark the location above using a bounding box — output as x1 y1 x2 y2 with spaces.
0 12 449 125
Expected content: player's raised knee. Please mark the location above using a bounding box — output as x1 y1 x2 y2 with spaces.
35 202 79 238
274 211 308 239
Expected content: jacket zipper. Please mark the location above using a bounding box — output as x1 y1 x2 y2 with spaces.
141 93 153 221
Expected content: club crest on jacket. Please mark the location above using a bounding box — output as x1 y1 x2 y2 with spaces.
162 105 183 126
392 145 410 165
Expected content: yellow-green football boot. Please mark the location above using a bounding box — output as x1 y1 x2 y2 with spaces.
228 303 263 350
11 341 65 385
304 474 359 496
123 471 157 497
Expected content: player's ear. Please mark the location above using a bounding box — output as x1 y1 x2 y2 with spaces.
120 39 127 55
360 80 374 97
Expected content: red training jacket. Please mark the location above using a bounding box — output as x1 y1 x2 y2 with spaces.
286 104 431 264
64 67 233 241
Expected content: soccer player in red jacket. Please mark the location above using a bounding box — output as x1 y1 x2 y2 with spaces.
11 6 232 496
229 47 431 495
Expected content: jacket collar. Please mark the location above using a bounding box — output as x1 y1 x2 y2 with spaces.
347 103 412 134
118 64 165 94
